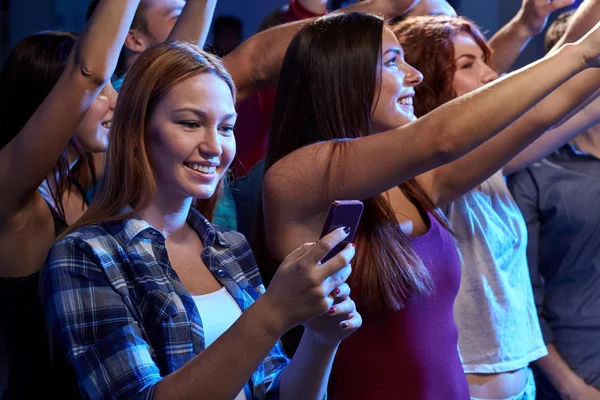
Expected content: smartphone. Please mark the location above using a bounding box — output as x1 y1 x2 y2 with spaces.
319 200 364 263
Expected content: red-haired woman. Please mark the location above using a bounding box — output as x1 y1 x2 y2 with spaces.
41 42 361 400
392 14 600 400
258 11 600 400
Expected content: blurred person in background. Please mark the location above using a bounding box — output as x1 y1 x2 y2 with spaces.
0 1 140 397
509 3 600 398
207 15 243 57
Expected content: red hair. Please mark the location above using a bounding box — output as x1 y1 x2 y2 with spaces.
391 15 492 117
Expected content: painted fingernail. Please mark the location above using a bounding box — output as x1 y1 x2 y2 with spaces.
327 307 336 315
351 243 356 249
343 226 351 234
334 288 341 295
340 322 348 329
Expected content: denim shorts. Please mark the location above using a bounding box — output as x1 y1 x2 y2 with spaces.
471 368 536 400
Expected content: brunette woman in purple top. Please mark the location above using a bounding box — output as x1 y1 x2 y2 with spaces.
332 211 465 399
255 11 600 399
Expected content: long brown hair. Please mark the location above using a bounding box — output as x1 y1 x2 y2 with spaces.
392 15 492 117
256 13 451 312
65 41 235 235
0 31 95 218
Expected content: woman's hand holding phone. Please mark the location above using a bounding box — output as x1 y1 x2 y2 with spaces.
260 227 360 340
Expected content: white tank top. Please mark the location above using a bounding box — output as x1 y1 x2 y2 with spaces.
192 287 248 400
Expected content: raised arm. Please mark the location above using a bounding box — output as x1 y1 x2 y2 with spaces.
488 0 574 73
0 0 139 216
419 69 600 206
265 30 597 216
551 0 600 51
168 0 218 48
503 89 600 175
412 1 600 206
224 0 419 101
298 0 328 14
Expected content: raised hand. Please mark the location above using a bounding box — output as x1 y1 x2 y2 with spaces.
517 0 575 35
261 227 357 334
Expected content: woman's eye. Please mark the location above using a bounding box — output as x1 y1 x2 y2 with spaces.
219 125 235 136
385 57 398 67
179 121 200 129
461 63 474 70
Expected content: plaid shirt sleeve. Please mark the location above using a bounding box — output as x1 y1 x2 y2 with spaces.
41 233 161 400
261 341 288 399
218 229 290 399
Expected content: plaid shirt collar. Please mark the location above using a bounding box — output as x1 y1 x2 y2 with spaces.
113 205 230 248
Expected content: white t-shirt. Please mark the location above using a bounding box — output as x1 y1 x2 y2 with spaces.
192 287 248 400
444 171 547 373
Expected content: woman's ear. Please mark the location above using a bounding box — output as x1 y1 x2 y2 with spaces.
124 28 152 54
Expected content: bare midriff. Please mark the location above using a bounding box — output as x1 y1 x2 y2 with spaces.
467 368 530 399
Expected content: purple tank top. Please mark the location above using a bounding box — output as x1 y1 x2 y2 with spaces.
330 212 469 399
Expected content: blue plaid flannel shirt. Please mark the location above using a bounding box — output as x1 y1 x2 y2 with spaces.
41 207 290 400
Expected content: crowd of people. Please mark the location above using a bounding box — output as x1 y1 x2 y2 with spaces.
0 0 598 399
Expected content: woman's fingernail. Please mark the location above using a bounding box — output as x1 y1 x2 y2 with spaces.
343 226 351 234
327 307 336 315
351 243 356 248
334 288 341 295
340 322 348 329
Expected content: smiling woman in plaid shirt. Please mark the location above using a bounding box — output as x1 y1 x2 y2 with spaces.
41 41 361 400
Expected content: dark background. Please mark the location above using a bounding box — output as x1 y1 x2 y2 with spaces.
0 0 584 70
